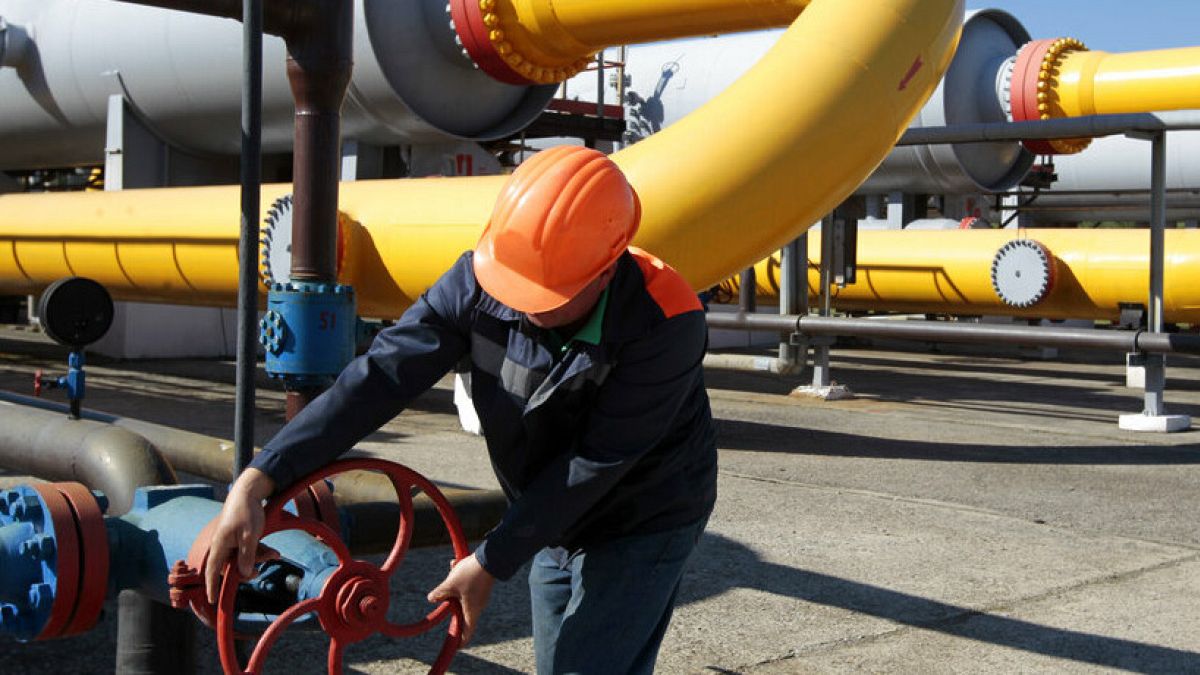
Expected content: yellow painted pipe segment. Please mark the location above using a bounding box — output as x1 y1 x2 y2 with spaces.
1054 46 1200 118
491 0 810 83
728 230 1200 324
0 0 965 320
1014 39 1200 154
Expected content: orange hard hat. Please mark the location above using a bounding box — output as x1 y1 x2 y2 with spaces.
474 146 641 313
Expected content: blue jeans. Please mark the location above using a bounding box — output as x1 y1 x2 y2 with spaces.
528 516 709 675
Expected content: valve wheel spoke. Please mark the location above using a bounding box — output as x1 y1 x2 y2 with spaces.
328 638 346 674
430 606 465 675
242 597 323 675
379 598 458 638
215 458 471 675
379 483 414 576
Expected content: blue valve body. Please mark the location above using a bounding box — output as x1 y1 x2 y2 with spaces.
261 282 356 388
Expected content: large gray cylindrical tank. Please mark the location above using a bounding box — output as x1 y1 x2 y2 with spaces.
1021 131 1200 224
0 0 555 169
858 9 1032 195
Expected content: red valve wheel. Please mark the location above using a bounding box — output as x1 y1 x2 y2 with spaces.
215 458 471 675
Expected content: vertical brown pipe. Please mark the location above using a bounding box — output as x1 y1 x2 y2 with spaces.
283 0 354 419
285 0 352 284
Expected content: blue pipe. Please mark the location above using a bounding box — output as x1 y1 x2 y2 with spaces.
0 483 346 642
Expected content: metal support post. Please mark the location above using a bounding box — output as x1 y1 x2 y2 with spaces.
233 0 263 476
788 214 851 399
1120 131 1190 432
738 267 756 314
776 235 806 375
810 215 834 388
596 51 606 119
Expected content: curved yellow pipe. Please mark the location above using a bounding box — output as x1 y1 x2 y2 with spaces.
730 230 1200 324
0 0 965 320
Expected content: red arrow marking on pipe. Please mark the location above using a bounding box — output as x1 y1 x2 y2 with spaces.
898 56 924 91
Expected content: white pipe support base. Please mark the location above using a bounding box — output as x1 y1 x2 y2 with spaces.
1118 413 1193 433
790 384 854 401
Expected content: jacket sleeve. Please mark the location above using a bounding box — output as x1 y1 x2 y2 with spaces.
473 309 708 580
248 252 477 490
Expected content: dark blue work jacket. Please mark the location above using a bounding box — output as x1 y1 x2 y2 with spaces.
250 248 718 580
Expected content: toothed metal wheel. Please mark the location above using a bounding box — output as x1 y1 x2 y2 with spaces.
991 239 1055 308
259 195 295 286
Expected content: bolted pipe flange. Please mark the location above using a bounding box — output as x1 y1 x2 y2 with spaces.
259 310 288 355
263 282 357 387
991 239 1057 308
0 483 112 642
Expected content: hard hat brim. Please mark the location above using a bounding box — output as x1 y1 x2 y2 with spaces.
473 233 607 314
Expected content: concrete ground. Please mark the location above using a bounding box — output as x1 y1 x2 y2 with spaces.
0 326 1198 674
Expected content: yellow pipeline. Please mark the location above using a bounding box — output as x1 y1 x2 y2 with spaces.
1015 40 1200 153
0 0 964 320
728 230 1200 324
1054 46 1200 118
488 0 809 83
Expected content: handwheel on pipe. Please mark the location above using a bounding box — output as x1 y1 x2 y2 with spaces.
215 458 470 675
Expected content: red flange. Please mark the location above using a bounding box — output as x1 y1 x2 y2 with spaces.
214 458 470 675
291 480 340 534
449 0 534 85
52 482 109 637
1010 39 1059 156
30 484 82 641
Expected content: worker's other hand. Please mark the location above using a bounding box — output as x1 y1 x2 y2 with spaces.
204 468 278 604
427 553 495 645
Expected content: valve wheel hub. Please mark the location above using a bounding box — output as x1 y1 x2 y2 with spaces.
325 562 391 643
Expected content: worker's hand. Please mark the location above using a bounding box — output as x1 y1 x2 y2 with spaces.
427 553 495 645
204 468 278 604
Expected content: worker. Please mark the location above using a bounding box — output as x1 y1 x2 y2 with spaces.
203 145 718 674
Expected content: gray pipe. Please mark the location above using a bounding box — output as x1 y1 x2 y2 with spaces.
897 111 1200 147
705 313 1200 355
0 399 191 675
0 402 175 515
0 391 507 544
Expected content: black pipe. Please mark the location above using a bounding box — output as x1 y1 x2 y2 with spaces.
233 0 263 477
704 313 1200 355
115 592 197 675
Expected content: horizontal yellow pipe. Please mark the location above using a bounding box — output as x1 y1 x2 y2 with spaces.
728 230 1200 324
466 0 809 84
1054 46 1200 118
502 0 808 70
0 0 964 320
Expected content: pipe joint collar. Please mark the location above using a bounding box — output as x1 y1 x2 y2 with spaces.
1010 37 1092 155
448 0 592 85
262 282 357 386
